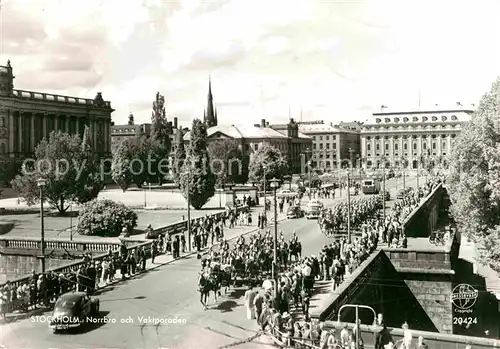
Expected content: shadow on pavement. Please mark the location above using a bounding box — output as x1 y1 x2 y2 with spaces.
214 300 241 313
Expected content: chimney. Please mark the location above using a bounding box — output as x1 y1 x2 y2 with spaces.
173 117 178 129
261 119 266 127
111 121 115 126
266 121 269 127
456 102 462 106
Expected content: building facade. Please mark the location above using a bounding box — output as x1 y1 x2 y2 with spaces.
184 118 312 174
0 60 113 156
360 105 474 170
298 121 361 171
110 113 151 152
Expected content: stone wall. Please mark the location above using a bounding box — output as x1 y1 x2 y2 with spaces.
403 275 454 333
404 183 445 238
0 254 72 283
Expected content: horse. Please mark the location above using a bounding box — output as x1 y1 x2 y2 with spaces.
197 273 217 310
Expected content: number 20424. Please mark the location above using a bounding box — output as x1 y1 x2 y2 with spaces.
453 317 478 325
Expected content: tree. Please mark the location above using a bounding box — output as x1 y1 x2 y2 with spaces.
248 142 289 189
208 139 249 187
11 129 103 213
447 77 500 271
77 199 138 237
179 119 216 209
73 126 104 203
111 136 154 191
172 133 186 186
150 92 171 184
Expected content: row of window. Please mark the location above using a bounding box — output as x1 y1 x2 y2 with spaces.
312 135 337 141
375 115 459 123
112 128 137 134
367 140 453 151
367 151 446 158
313 143 337 150
366 134 457 140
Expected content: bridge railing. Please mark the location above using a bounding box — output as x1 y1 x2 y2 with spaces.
0 205 249 291
402 182 444 237
324 321 500 349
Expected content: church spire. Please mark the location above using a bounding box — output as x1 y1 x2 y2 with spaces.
204 75 217 128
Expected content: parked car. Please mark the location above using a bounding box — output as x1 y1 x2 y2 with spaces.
286 205 304 219
49 292 100 333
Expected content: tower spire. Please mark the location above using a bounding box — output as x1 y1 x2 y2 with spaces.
205 74 217 127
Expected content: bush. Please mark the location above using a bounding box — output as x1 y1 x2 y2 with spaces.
77 199 138 237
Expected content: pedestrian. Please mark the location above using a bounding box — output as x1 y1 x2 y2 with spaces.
138 247 146 271
253 291 263 324
151 240 158 264
244 286 256 320
181 234 186 253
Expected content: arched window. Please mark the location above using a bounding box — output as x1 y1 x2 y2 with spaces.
412 117 418 122
451 115 457 120
432 116 438 121
422 116 428 122
0 143 5 154
375 118 382 123
403 117 409 122
394 143 399 150
367 144 371 151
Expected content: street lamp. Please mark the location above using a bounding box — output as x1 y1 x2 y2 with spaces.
182 172 191 251
269 177 281 296
262 164 267 206
378 164 386 224
346 170 351 242
37 178 46 274
301 148 313 200
143 182 148 208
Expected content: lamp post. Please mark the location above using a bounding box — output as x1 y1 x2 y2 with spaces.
301 148 312 199
143 182 148 208
262 164 267 211
37 178 46 274
346 170 351 242
269 177 281 296
337 304 378 349
69 202 73 242
348 148 355 177
183 172 191 251
379 165 386 224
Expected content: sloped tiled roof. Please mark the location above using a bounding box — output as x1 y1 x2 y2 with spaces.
298 124 358 134
183 124 289 141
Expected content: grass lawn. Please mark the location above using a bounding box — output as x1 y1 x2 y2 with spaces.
0 208 223 241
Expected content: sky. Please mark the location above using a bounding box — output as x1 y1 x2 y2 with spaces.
1 0 500 127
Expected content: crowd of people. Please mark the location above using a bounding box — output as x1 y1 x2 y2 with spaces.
0 205 251 318
318 196 383 236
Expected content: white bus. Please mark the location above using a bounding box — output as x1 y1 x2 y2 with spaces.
361 179 380 194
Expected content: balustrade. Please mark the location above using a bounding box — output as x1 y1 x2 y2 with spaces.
12 89 111 108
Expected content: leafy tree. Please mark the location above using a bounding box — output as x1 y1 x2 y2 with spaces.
179 119 216 209
11 128 102 213
447 77 500 271
77 199 138 237
248 142 289 190
111 136 154 191
73 126 104 203
172 133 186 186
150 92 171 184
208 139 248 187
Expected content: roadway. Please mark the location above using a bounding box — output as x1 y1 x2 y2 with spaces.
0 175 418 349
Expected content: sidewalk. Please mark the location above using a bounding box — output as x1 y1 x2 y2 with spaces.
0 211 287 323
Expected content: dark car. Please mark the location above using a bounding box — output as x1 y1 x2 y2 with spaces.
49 292 100 333
286 205 304 219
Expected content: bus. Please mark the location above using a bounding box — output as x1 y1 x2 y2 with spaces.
362 179 380 194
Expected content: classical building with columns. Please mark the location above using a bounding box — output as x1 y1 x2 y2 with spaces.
360 104 474 170
0 60 113 157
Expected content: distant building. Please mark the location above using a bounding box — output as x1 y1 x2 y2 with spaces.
184 118 312 174
203 76 218 128
298 121 361 171
336 121 364 132
0 60 113 156
110 113 151 152
360 104 474 170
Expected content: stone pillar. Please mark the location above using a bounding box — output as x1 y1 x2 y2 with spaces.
30 113 35 152
8 109 14 154
54 114 59 132
42 114 47 140
17 112 22 153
